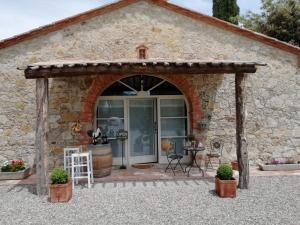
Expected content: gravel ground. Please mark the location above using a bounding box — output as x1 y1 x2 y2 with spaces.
0 176 299 225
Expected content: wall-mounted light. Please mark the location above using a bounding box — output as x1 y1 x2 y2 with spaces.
197 115 211 129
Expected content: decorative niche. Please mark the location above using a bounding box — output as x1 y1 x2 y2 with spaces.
136 44 148 59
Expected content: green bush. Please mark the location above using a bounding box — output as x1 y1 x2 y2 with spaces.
1 164 13 172
50 167 69 184
217 164 233 180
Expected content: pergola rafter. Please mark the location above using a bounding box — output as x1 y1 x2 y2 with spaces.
23 59 265 196
24 60 264 79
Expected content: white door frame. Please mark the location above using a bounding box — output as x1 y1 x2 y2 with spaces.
95 95 190 166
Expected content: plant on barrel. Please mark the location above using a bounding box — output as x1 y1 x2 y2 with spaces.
215 164 237 198
49 167 72 203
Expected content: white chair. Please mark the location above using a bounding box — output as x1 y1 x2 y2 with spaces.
71 151 94 189
64 146 82 175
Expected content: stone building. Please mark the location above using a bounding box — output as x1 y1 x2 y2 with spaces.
0 0 299 169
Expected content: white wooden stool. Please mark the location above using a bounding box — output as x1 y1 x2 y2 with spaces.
71 151 94 189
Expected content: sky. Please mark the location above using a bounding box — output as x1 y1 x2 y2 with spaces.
0 0 262 40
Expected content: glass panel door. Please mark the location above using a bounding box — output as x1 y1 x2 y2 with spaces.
160 99 187 156
129 99 156 164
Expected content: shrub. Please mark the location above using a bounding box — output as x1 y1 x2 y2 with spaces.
50 167 69 184
217 164 233 180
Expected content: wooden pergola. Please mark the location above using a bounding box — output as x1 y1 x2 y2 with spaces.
23 59 265 196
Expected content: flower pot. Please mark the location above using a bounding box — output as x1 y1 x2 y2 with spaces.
215 177 237 198
49 180 72 203
0 167 31 180
231 161 239 171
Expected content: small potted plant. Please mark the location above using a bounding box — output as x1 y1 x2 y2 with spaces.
0 159 30 180
215 164 237 198
49 167 72 203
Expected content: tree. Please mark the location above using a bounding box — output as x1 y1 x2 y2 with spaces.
241 0 300 46
213 0 240 25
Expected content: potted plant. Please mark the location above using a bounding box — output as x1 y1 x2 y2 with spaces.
49 167 72 203
0 159 30 180
215 164 237 198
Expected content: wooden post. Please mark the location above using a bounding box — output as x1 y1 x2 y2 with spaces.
35 78 49 196
235 73 249 189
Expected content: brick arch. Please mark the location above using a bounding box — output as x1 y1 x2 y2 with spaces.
80 74 203 131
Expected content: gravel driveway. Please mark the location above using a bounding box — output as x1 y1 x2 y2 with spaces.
0 176 299 225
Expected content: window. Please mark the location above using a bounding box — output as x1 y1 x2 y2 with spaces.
160 99 188 155
101 75 182 96
96 100 124 157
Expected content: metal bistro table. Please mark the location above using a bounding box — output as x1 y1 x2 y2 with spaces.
184 146 205 177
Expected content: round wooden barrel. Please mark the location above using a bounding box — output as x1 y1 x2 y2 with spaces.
88 144 112 178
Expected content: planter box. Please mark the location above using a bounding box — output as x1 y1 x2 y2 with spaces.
49 180 72 203
215 177 237 198
259 163 300 171
0 167 31 180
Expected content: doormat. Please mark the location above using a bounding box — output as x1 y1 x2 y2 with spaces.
131 163 154 169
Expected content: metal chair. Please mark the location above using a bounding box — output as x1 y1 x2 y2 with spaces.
205 138 224 170
161 139 185 175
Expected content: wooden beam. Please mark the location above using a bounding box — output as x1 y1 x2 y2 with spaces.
25 64 257 79
235 73 249 189
35 78 49 196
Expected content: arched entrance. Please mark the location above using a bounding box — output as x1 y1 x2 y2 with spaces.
95 75 189 165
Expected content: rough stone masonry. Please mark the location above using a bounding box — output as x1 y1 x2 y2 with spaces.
0 1 299 167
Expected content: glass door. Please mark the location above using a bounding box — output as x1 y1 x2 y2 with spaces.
129 99 157 164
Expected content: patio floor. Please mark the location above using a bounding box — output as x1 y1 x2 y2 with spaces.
1 165 300 186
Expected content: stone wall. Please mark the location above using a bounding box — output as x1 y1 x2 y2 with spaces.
0 1 299 167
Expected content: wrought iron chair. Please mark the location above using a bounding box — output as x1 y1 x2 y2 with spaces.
161 139 185 175
205 138 224 170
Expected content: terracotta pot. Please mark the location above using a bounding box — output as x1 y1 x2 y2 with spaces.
49 180 72 203
231 161 239 171
215 177 237 198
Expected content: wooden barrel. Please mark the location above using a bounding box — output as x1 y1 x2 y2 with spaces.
88 144 112 178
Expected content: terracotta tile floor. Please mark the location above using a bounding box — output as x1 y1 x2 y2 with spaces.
1 165 300 186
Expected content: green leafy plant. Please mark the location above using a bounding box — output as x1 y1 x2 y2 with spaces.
1 160 26 172
50 167 69 184
1 164 13 172
217 164 233 180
